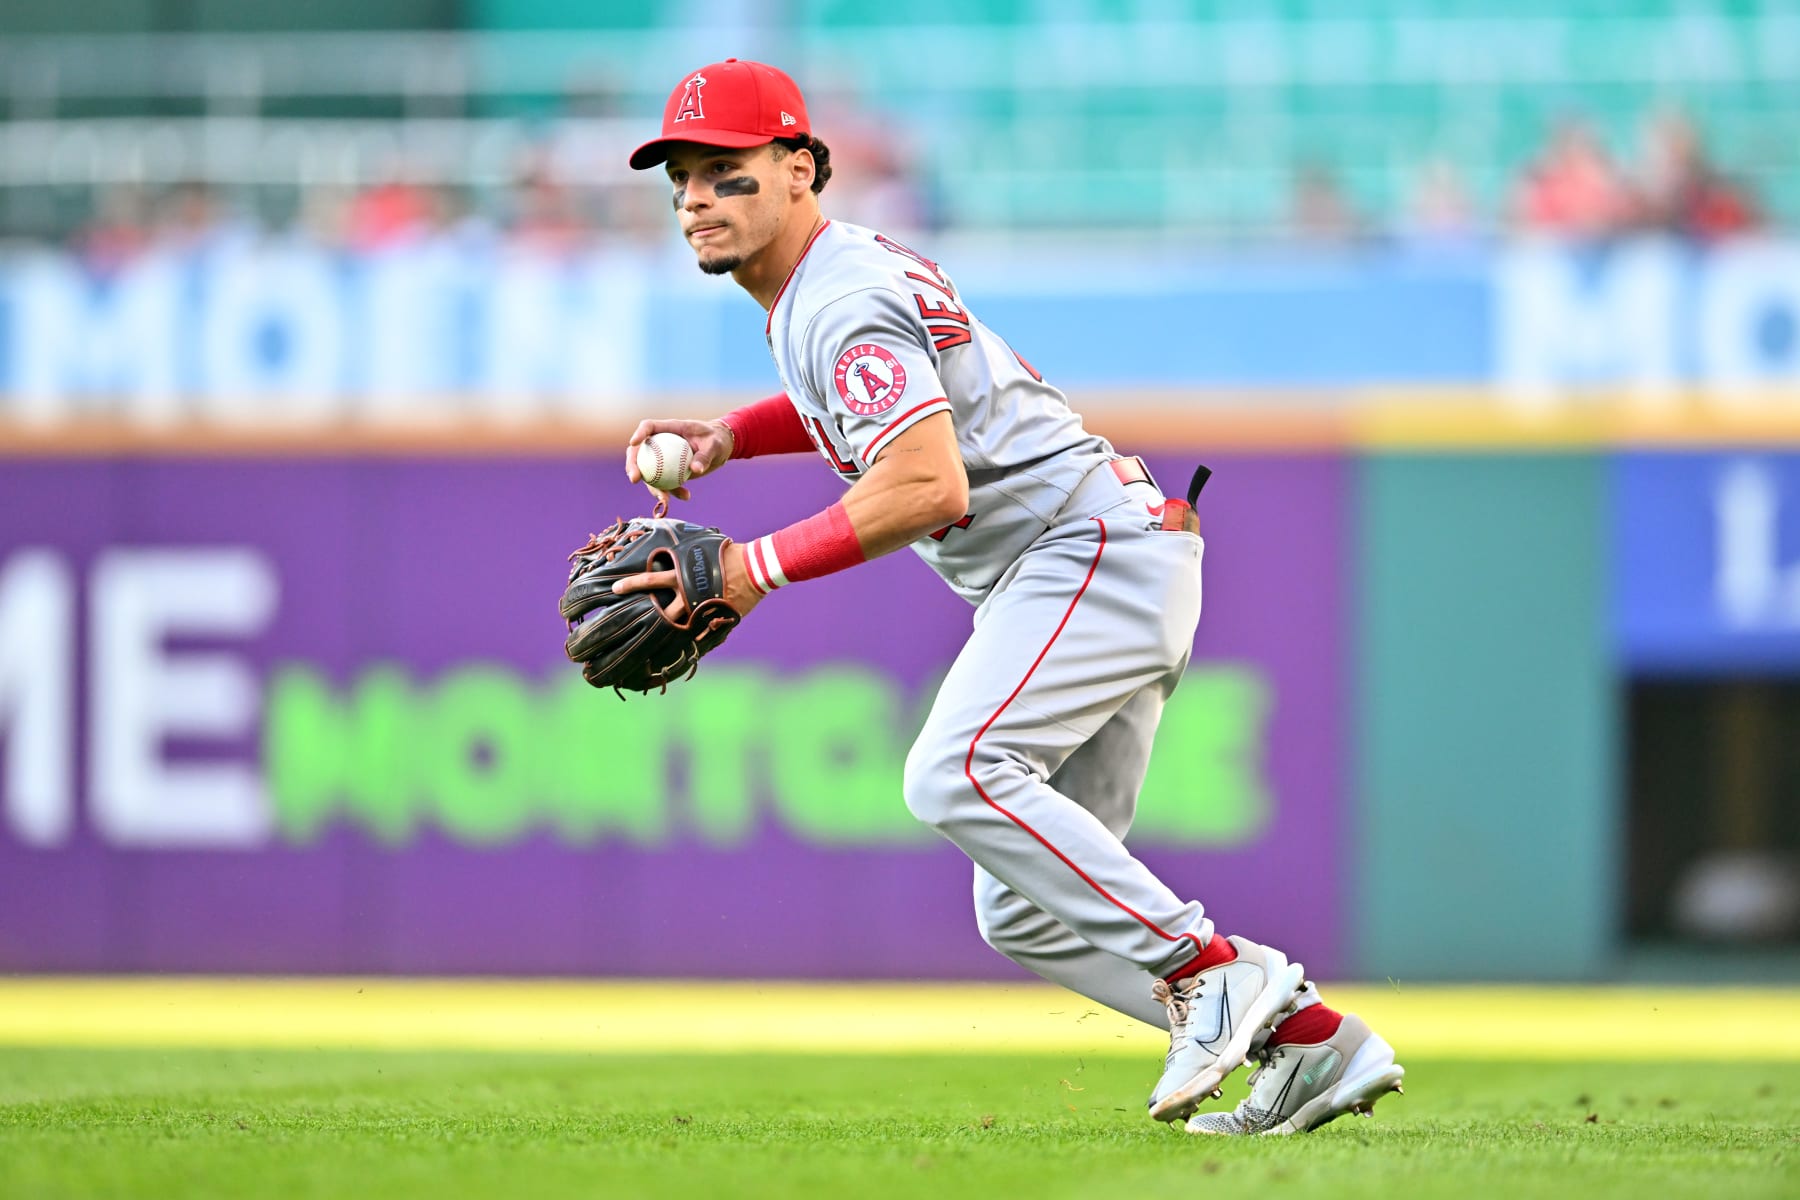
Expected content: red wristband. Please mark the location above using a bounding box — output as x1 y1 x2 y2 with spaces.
720 393 812 460
742 502 866 594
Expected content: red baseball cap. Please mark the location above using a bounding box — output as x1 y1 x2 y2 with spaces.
629 59 812 171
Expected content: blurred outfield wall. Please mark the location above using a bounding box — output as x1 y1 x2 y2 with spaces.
4 240 1800 411
0 451 1348 978
4 239 1800 981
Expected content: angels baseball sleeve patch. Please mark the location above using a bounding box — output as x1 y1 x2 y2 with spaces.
833 343 908 416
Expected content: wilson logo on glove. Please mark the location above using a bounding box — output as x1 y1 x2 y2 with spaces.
560 517 742 695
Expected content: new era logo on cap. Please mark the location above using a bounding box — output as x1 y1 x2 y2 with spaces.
629 58 813 170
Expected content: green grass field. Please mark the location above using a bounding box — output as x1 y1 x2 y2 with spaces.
3 1049 1794 1199
2 982 1796 1199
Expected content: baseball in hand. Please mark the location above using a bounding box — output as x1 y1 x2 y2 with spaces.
636 432 694 492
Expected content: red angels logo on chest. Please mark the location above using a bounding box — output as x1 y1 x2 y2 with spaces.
673 72 707 122
833 343 907 415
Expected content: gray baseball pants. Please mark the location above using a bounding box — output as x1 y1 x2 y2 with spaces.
903 461 1209 1029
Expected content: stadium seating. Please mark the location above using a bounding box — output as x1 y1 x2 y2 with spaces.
0 1 1793 235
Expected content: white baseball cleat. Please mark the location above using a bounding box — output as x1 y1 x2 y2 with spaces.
1145 936 1308 1123
1184 1012 1405 1136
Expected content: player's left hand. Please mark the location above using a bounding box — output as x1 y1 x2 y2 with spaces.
561 517 744 693
613 539 764 619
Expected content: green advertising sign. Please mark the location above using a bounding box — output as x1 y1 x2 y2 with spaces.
267 662 1272 849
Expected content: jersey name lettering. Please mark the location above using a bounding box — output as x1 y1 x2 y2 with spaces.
878 235 973 352
914 292 973 351
875 234 947 289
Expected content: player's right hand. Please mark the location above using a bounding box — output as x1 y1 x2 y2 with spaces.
623 418 735 503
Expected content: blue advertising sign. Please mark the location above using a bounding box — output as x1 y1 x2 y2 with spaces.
1614 451 1800 673
0 240 1488 415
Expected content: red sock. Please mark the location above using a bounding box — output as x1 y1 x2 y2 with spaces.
1164 933 1237 983
1268 1003 1343 1047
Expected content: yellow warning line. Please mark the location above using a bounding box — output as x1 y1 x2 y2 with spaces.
2 979 1796 1060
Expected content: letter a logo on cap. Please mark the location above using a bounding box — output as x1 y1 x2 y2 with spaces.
674 72 707 123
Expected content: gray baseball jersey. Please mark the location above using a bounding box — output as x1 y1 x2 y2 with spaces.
766 220 1115 602
761 219 1220 1028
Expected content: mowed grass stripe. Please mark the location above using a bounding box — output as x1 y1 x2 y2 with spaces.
3 979 1798 1060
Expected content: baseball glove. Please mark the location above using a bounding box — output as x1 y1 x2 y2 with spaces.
560 516 742 693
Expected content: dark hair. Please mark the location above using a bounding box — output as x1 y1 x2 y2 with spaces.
772 135 832 194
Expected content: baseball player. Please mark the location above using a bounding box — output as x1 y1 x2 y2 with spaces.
614 59 1403 1134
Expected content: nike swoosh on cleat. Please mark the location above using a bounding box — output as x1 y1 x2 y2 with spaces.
1189 990 1231 1051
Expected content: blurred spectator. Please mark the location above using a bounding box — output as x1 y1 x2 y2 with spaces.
77 185 152 271
426 186 487 241
1634 109 1759 241
346 176 436 249
1401 158 1482 247
834 147 934 234
507 150 586 252
807 97 934 233
1288 163 1365 244
1511 120 1636 239
298 186 354 245
153 181 226 249
10 99 1782 256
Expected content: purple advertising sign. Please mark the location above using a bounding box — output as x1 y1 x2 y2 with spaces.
0 450 1347 977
